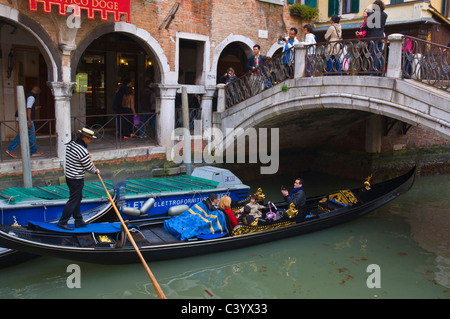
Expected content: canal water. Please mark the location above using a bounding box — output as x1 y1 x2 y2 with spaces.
0 171 448 299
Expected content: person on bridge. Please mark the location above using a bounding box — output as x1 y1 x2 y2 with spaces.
247 45 266 94
301 24 316 75
325 14 342 75
218 67 238 85
279 27 300 64
247 44 266 73
57 128 99 230
365 0 388 75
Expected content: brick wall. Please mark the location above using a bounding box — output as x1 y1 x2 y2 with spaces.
0 0 305 71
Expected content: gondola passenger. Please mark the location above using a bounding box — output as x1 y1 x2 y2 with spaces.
237 205 266 227
281 177 306 213
219 196 238 229
236 194 265 218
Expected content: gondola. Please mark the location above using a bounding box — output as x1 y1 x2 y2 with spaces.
0 167 416 265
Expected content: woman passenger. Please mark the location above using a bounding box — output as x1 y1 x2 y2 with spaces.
219 196 238 229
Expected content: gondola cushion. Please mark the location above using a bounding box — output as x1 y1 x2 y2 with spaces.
163 202 228 241
28 221 122 234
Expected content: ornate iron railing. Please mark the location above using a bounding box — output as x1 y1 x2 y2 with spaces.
402 36 449 91
305 37 388 76
225 47 295 108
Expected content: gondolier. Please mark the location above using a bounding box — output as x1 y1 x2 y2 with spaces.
57 128 99 230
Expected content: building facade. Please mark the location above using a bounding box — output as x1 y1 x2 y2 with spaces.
311 0 449 42
0 0 307 160
0 0 448 162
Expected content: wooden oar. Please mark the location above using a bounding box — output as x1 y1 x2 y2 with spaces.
97 173 167 299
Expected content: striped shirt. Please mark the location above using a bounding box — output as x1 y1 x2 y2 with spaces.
64 139 97 179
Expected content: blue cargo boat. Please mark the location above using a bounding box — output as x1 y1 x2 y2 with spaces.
0 166 250 226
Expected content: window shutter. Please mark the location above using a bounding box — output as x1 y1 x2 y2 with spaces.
351 0 359 13
328 0 339 16
306 0 317 8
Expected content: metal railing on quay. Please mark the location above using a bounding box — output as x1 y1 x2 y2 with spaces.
402 36 449 91
305 37 388 77
71 112 157 150
225 47 295 108
0 118 56 162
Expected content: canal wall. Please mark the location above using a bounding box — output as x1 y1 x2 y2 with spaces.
0 141 448 189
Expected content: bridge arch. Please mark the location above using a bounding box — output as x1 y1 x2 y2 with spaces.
0 4 59 82
220 77 450 142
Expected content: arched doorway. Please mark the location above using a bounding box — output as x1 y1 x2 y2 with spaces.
74 32 158 123
216 42 250 81
0 15 58 143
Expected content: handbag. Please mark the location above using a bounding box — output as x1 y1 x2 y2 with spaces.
266 201 278 220
133 115 141 127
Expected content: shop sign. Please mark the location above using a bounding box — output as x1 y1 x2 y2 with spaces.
75 73 88 93
29 0 131 22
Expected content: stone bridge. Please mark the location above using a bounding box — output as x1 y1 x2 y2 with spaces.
214 35 450 154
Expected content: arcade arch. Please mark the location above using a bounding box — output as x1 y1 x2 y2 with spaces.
0 5 59 141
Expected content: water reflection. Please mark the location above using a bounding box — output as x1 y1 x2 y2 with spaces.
156 251 300 299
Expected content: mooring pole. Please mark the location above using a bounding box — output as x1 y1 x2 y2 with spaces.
181 87 192 175
17 86 32 188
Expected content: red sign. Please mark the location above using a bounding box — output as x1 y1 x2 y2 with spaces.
29 0 131 22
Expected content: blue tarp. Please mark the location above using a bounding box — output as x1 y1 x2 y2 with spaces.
28 221 122 234
163 202 228 241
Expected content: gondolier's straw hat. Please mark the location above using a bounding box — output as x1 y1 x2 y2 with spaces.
78 127 97 139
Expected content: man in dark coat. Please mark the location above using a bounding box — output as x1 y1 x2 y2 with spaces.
281 177 306 212
247 44 266 72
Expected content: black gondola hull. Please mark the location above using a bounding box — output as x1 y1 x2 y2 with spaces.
0 168 416 265
0 194 117 268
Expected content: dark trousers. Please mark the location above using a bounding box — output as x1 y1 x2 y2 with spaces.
59 178 84 225
119 107 133 138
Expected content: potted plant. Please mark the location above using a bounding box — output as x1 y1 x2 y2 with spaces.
289 4 319 21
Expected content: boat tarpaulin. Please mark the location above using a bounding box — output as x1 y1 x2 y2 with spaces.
163 201 228 241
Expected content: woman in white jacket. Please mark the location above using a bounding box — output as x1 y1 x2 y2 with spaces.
301 24 316 54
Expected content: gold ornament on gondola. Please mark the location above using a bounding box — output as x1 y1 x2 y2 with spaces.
256 188 265 203
12 216 19 227
285 203 298 218
364 174 372 190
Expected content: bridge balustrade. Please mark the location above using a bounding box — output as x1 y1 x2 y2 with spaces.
224 48 295 108
305 37 387 77
402 36 449 91
222 34 448 109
